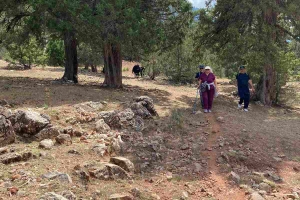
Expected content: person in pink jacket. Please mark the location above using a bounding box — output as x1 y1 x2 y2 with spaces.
198 66 218 113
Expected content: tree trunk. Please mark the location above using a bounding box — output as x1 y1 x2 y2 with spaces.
256 65 277 105
84 64 89 70
62 30 78 83
91 65 97 72
256 1 278 105
103 43 122 87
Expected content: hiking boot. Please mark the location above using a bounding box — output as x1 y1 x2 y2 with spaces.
243 108 249 112
204 109 208 113
238 104 242 109
208 110 212 113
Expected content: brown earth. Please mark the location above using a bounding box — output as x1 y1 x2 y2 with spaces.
0 60 299 200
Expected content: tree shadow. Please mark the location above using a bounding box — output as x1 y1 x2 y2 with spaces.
0 76 171 109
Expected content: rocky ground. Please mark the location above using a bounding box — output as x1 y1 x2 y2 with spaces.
0 60 299 200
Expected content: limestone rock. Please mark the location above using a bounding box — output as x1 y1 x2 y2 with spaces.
130 116 145 132
95 119 111 134
0 100 9 107
0 106 12 118
250 192 265 200
216 116 224 123
230 171 241 183
108 109 135 128
259 182 271 193
98 111 118 121
109 193 133 200
0 151 32 164
0 115 15 147
61 190 76 200
91 144 108 156
35 126 61 141
0 147 8 155
56 134 72 145
12 110 50 136
134 96 158 116
87 163 131 180
39 192 68 200
42 172 72 183
39 139 54 149
111 136 123 154
74 101 104 113
130 102 152 119
110 157 135 173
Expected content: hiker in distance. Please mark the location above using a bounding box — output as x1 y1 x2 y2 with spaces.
198 66 218 113
236 66 255 112
195 65 205 108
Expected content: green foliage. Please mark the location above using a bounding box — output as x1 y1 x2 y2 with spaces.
4 35 47 68
46 39 65 67
77 43 103 67
122 67 129 72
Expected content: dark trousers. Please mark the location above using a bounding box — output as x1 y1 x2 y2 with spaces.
239 92 250 109
202 88 215 110
200 91 204 108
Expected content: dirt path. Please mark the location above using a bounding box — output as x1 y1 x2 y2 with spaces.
202 114 246 200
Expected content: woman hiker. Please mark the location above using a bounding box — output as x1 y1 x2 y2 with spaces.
236 66 255 112
198 66 218 113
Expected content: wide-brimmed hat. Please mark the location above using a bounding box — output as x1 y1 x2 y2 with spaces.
205 66 211 70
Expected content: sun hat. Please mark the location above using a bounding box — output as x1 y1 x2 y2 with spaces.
205 66 211 70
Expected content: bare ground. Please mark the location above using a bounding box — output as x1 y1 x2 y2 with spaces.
0 60 299 200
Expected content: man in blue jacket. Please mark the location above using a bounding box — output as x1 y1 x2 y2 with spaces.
195 65 205 108
236 66 255 112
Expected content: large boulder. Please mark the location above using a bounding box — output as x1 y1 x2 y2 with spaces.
0 115 15 147
12 110 50 136
35 126 61 141
134 96 158 116
87 162 131 180
110 157 135 173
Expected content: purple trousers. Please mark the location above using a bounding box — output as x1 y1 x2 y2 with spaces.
202 87 215 110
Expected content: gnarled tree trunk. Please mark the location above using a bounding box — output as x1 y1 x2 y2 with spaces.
256 1 278 105
103 43 122 87
256 65 277 105
62 30 78 83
